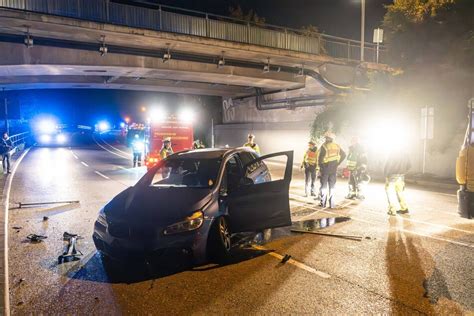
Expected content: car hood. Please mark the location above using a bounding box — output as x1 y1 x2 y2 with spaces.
104 186 212 226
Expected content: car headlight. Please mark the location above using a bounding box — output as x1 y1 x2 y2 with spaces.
163 211 204 235
97 207 108 227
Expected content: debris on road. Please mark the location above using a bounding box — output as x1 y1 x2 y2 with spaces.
281 254 292 264
12 226 22 230
58 232 83 264
291 229 363 241
18 200 80 209
42 216 49 221
26 234 47 243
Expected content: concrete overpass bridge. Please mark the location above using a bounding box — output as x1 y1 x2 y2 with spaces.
0 0 389 105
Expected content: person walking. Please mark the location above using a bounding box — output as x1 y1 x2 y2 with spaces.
384 151 411 216
346 136 368 200
300 140 318 197
1 132 13 174
131 134 144 167
243 134 260 155
318 132 346 208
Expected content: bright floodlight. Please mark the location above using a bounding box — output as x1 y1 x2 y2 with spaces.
39 134 52 143
365 118 410 154
38 120 56 134
56 134 67 144
150 107 167 122
98 121 110 132
120 122 125 128
178 108 195 123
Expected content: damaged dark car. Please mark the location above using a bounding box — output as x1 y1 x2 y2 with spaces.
93 148 293 264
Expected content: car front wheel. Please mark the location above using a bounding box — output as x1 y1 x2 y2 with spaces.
207 216 232 263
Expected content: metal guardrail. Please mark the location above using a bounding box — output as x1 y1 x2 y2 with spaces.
0 0 386 63
8 131 29 151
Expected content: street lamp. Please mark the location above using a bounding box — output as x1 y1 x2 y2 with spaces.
360 0 365 62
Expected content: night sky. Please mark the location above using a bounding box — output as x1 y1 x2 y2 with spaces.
139 0 393 40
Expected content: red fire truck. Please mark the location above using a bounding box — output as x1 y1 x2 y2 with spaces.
144 118 194 169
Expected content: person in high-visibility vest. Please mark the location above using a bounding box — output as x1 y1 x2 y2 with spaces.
318 132 346 208
384 150 411 216
345 136 368 200
300 140 319 197
160 137 174 178
131 134 144 168
243 134 260 155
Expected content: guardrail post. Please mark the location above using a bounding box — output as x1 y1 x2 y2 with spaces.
284 28 288 50
159 5 162 30
205 13 209 37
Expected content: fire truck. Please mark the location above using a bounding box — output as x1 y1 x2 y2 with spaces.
144 118 194 169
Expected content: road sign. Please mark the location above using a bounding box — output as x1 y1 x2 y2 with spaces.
420 106 434 140
373 28 383 43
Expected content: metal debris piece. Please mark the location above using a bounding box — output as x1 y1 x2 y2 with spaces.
281 254 292 264
291 229 363 241
58 232 83 263
18 200 80 208
26 234 47 243
43 216 49 221
12 226 22 230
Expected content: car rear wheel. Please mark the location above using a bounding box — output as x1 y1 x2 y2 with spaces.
208 217 232 263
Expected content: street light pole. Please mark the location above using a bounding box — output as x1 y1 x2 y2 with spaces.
360 0 365 62
2 88 8 134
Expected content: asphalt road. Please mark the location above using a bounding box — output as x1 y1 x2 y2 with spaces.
6 134 474 315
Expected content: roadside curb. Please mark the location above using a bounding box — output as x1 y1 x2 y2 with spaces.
0 148 31 316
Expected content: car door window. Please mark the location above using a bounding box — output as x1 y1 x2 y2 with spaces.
224 155 242 193
244 155 287 184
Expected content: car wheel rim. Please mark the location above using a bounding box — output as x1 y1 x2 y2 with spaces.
219 219 231 251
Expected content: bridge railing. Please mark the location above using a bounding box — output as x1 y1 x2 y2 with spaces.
0 0 386 63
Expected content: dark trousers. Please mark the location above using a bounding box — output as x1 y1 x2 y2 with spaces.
348 170 360 196
2 153 10 172
320 172 337 208
304 165 316 195
133 152 142 167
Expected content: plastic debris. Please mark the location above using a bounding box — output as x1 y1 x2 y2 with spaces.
26 234 47 243
43 216 49 221
58 232 83 263
281 254 292 264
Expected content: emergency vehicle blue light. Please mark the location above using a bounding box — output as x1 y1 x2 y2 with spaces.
38 120 56 134
98 121 110 132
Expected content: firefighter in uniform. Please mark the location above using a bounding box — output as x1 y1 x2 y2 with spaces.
193 139 205 149
243 134 260 155
384 150 411 216
300 140 318 197
160 137 174 179
318 132 346 208
346 136 368 200
131 134 144 167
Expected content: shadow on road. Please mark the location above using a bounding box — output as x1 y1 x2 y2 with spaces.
68 246 270 284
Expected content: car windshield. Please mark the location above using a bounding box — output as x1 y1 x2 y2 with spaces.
150 158 221 188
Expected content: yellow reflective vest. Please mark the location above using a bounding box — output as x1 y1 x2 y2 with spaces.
302 148 318 167
243 142 260 155
160 147 173 159
322 142 341 164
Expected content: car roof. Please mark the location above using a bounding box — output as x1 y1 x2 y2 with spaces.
171 147 253 159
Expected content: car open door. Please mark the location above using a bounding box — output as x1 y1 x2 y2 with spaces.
227 151 293 232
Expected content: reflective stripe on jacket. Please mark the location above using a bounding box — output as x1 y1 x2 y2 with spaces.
160 147 173 159
322 143 341 164
243 142 260 154
303 148 318 166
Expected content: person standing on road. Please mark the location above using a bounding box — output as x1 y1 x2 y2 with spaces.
318 132 346 208
131 134 144 168
346 136 368 200
160 137 174 160
243 134 260 155
384 150 411 216
300 140 319 197
1 132 13 174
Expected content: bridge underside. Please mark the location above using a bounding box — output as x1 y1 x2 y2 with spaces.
0 8 382 99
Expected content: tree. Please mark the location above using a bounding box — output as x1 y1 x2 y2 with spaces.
228 5 266 25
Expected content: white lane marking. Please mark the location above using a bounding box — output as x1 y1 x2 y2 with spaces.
101 137 132 158
3 147 31 315
72 153 78 159
292 201 474 248
92 134 130 160
252 245 331 279
81 161 89 167
94 171 110 180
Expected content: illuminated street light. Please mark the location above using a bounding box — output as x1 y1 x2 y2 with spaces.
124 116 130 123
150 107 167 122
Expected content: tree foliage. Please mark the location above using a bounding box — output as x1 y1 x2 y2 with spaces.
383 0 474 67
228 5 266 25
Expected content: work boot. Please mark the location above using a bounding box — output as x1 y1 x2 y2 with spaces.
311 191 316 197
397 209 409 214
345 194 355 200
356 194 365 200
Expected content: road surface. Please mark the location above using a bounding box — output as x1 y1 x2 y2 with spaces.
6 134 473 314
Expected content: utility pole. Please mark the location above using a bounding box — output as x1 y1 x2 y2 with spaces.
2 88 8 134
360 0 365 62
